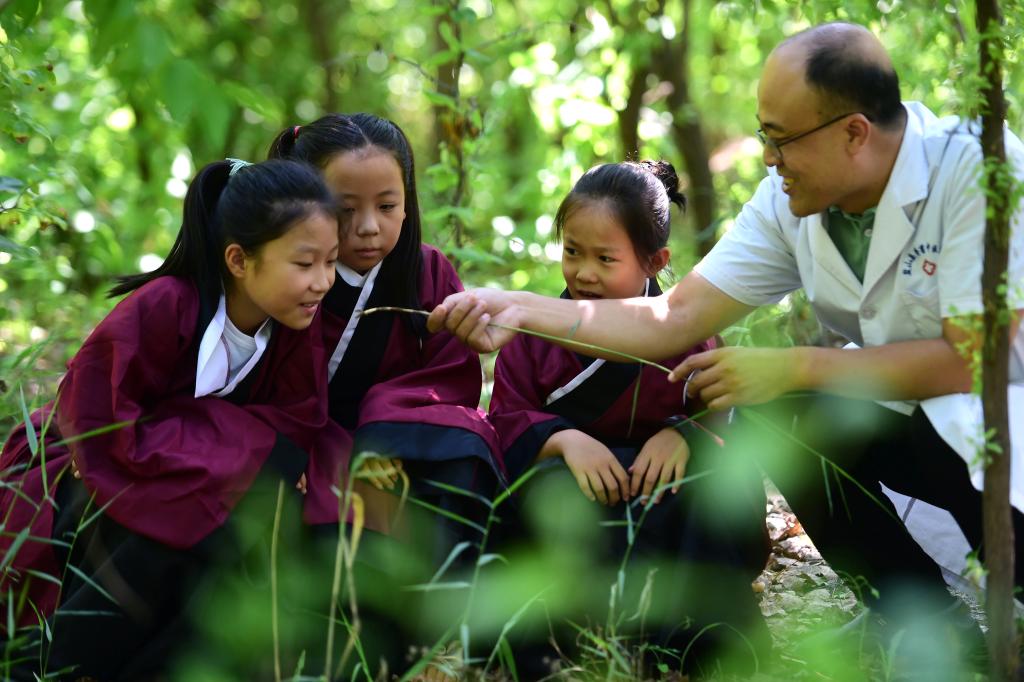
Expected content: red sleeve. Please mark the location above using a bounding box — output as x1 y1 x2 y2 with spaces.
356 247 489 435
58 278 297 548
489 336 574 476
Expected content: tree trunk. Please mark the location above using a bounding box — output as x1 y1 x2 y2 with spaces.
618 62 649 159
658 0 716 255
977 0 1018 679
303 0 342 113
432 0 467 248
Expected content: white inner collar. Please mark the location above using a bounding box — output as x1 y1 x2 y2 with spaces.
336 262 372 287
194 294 274 398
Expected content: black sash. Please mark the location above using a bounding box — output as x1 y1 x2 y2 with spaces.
544 280 662 428
324 275 393 429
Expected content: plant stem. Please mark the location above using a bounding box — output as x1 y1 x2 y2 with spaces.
271 480 285 682
361 306 673 373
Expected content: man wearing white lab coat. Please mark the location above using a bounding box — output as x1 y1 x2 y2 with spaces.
430 23 1022 640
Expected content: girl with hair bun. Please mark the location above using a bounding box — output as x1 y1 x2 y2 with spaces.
487 159 769 674
0 158 345 679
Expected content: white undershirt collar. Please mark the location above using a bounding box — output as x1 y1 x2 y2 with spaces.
194 294 273 398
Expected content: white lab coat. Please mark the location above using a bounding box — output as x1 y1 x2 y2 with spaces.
695 101 1024 587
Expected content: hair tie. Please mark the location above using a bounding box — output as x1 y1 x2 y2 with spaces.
293 125 301 140
226 158 252 177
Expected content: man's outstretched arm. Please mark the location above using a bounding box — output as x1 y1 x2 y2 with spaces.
427 271 756 362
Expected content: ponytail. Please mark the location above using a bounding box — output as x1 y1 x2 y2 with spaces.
110 159 337 305
109 161 232 303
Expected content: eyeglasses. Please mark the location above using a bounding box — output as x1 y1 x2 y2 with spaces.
756 112 861 163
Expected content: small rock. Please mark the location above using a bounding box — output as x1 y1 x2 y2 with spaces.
778 592 804 612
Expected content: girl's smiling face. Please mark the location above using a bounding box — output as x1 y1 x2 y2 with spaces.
561 200 666 300
226 209 339 333
323 148 406 274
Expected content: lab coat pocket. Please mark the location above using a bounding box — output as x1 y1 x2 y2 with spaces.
900 288 942 338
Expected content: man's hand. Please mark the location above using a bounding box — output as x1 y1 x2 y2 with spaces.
427 289 520 353
629 427 690 504
671 347 802 410
545 430 630 506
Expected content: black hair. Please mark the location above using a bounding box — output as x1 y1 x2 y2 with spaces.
793 23 904 130
109 159 337 311
268 113 424 335
554 160 686 273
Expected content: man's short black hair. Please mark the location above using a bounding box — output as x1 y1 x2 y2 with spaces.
791 24 905 130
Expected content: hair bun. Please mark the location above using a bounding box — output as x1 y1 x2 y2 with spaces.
639 159 686 212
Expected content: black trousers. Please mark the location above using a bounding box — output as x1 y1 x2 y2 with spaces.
6 448 316 681
742 394 1024 621
491 422 771 676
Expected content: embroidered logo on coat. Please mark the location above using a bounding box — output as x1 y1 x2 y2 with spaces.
902 242 941 276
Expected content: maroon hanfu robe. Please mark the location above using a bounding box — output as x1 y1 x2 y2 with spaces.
487 284 771 665
489 283 719 480
322 244 503 487
0 276 345 627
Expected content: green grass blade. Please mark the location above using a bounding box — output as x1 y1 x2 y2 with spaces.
18 387 38 456
49 418 138 449
422 478 494 508
493 464 544 507
739 407 900 522
403 496 486 535
361 307 674 373
0 527 30 573
429 540 472 584
402 581 471 592
64 564 118 606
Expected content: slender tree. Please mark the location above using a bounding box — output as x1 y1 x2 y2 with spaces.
977 0 1019 678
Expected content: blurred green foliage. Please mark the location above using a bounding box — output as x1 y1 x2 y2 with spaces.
1 0 1022 428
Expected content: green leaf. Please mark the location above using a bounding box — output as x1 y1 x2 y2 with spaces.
129 19 173 72
195 81 232 151
438 21 460 51
423 89 459 110
453 7 478 23
422 49 459 69
83 0 135 63
446 246 505 266
0 176 25 195
0 0 42 38
220 81 283 123
160 59 201 123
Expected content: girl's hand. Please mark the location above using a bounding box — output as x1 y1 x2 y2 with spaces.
356 456 404 491
295 473 308 495
629 427 690 504
546 430 630 506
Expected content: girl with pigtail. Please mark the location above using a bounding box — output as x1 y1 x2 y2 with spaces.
268 114 503 554
0 159 347 679
487 160 770 675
